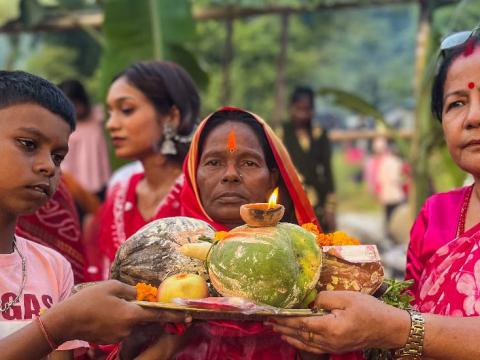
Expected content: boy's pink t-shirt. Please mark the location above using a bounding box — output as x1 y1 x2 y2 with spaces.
0 236 86 350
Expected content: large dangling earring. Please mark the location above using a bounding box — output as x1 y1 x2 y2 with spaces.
160 123 177 155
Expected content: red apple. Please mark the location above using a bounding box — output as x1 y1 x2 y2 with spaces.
157 273 209 303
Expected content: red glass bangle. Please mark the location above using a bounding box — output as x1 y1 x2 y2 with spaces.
35 316 59 351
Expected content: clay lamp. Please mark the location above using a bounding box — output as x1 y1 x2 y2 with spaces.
240 187 285 227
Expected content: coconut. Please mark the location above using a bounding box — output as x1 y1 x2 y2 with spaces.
110 217 215 287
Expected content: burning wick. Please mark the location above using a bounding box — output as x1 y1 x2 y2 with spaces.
227 129 237 153
469 82 476 90
268 187 279 209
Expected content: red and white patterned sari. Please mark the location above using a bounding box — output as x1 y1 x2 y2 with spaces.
98 172 184 263
415 222 480 316
406 186 480 316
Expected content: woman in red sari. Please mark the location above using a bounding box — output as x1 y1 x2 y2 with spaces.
112 107 319 360
269 29 480 359
98 61 200 269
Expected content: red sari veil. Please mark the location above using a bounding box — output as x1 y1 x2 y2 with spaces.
180 106 319 230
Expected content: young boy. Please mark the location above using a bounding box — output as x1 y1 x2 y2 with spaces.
0 70 85 358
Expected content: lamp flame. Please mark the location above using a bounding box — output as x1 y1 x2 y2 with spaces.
268 187 279 209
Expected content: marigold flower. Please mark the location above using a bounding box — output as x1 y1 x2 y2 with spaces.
302 223 320 236
302 223 360 246
135 282 158 302
330 231 360 246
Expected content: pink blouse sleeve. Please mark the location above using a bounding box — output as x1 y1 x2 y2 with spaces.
406 201 429 298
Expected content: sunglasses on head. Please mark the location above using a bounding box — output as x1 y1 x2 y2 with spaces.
440 25 480 55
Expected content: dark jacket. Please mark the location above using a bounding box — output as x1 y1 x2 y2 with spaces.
281 122 335 229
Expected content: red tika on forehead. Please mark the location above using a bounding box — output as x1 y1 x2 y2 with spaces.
469 82 476 89
227 129 236 152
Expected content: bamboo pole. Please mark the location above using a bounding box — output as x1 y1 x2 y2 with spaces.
0 0 460 33
329 129 413 142
410 0 434 214
194 0 425 20
272 13 290 128
221 18 234 105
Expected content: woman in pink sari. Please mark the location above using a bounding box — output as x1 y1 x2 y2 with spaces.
268 28 480 359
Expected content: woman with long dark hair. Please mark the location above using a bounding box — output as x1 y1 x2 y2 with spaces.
99 61 200 266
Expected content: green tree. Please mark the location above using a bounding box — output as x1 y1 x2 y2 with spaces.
99 0 208 97
194 4 417 118
22 44 78 82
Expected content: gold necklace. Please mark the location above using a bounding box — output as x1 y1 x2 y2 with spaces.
0 238 27 313
457 184 475 237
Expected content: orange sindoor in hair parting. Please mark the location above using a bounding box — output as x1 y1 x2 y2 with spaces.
227 129 237 153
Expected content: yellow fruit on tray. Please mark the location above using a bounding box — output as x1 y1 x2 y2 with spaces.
157 273 209 303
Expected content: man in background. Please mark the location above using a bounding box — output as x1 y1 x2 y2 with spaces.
281 86 336 232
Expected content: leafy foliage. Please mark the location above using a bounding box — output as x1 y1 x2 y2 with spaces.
99 0 208 97
434 0 480 34
2 0 103 89
193 4 416 117
364 279 414 360
45 29 102 77
23 44 79 83
317 87 385 123
0 0 20 27
379 279 414 309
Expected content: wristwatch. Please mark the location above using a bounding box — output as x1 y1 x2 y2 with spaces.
393 309 425 359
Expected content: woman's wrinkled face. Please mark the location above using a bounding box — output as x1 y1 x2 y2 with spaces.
106 76 163 159
442 47 480 177
197 121 278 228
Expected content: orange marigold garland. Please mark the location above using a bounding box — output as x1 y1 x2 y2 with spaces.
135 282 158 302
302 223 360 246
330 231 360 245
301 223 320 236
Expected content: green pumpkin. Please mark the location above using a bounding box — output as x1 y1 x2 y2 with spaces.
207 223 322 308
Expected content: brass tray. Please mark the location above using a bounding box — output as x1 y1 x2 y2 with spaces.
133 301 326 322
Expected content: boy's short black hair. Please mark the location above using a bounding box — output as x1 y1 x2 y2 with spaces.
0 71 76 130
